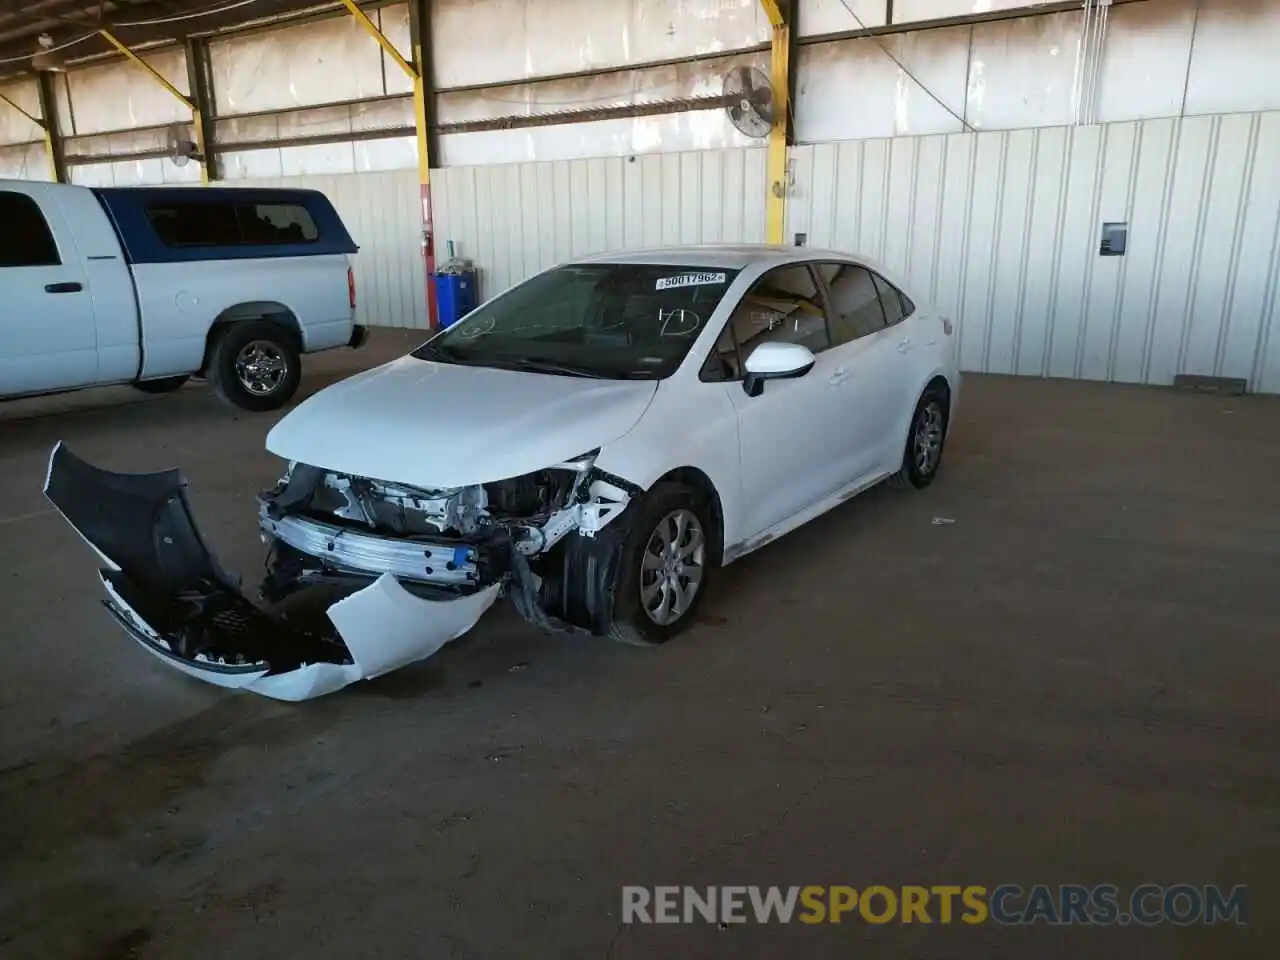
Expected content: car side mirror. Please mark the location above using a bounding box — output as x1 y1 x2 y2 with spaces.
742 342 816 397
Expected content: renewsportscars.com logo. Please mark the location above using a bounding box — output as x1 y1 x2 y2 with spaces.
621 884 1249 926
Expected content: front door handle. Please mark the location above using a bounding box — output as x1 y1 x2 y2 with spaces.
45 281 83 294
829 367 850 386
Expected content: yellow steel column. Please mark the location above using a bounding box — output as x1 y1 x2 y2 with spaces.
760 0 790 245
100 29 209 183
408 4 437 327
339 0 439 328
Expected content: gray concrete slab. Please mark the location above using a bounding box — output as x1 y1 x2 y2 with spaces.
1 332 1277 959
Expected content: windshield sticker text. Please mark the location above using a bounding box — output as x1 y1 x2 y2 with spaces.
656 272 727 291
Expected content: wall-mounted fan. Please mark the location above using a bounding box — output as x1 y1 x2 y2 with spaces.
166 124 201 168
723 65 775 139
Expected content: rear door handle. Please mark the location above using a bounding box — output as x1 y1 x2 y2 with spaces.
829 367 850 386
45 282 83 294
896 336 913 353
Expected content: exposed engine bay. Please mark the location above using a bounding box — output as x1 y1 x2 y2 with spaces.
43 441 635 701
256 452 633 601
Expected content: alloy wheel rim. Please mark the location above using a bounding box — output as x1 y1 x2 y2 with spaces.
234 340 288 396
639 508 706 626
914 401 944 474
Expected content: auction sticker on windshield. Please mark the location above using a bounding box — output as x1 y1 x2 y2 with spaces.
656 272 727 291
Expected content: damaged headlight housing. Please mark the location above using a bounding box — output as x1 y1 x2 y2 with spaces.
482 448 599 522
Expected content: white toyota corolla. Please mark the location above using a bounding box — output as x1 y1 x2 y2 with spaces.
47 245 960 700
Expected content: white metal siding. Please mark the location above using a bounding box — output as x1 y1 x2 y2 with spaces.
247 112 1279 394
431 148 768 301
786 111 1280 393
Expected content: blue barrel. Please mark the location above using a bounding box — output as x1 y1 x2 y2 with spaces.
434 268 478 329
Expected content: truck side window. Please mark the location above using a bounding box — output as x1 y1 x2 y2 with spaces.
147 202 241 248
0 191 60 267
144 200 320 248
241 204 319 244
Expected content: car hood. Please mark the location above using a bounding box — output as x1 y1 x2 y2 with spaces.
266 354 658 489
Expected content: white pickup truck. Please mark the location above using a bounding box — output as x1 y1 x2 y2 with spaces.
0 180 368 411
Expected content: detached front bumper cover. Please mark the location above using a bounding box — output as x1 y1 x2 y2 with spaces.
43 442 499 701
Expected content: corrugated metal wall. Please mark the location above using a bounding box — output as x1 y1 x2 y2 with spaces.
787 110 1280 393
240 148 767 330
266 112 1280 394
431 148 768 298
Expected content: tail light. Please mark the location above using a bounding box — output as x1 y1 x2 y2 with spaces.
347 266 356 311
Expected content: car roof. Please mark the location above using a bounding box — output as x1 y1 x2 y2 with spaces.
575 244 876 270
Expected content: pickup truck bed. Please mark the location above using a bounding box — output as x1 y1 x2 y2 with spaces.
0 180 367 411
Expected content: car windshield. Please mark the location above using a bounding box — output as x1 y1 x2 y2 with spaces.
411 263 742 379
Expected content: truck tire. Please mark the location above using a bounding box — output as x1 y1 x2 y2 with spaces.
207 321 301 412
132 375 189 395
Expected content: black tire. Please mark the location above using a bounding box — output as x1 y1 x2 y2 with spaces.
604 482 716 646
207 321 301 412
132 375 189 395
538 481 715 646
892 383 950 490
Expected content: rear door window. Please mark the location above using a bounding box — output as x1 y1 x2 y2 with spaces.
817 262 886 346
0 191 60 267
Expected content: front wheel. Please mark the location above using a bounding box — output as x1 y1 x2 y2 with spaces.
605 482 714 646
207 321 301 412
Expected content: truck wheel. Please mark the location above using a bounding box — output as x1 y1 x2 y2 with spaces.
208 321 301 412
132 375 189 394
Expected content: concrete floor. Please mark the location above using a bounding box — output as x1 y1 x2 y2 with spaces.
1 330 1277 959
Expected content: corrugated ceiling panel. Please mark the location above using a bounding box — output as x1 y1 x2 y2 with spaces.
0 78 42 146
63 47 190 136
432 0 769 89
209 14 388 115
0 142 50 180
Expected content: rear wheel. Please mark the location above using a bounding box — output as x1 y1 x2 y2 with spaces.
132 375 189 395
207 321 301 412
892 384 950 489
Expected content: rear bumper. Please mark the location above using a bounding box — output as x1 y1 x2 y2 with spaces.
349 324 369 349
43 442 499 701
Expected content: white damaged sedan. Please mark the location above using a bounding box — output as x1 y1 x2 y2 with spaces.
46 245 960 700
